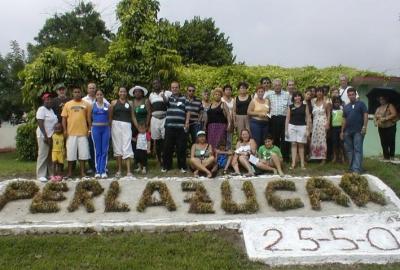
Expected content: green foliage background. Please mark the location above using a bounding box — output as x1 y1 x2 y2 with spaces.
177 64 382 95
14 0 384 161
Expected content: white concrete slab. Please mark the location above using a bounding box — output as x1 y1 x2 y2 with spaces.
0 174 399 265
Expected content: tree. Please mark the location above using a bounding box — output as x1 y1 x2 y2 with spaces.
27 1 113 60
106 0 181 88
0 41 27 120
20 47 111 109
176 17 235 66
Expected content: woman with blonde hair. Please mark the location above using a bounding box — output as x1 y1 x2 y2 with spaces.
247 84 270 148
205 87 232 149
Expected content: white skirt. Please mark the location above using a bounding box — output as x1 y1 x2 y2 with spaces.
112 120 134 159
286 124 307 144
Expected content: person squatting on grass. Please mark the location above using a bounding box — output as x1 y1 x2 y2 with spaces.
232 129 257 177
212 139 234 175
190 130 215 178
255 135 284 177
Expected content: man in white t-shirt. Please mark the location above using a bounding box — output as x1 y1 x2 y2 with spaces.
338 75 359 105
149 79 172 165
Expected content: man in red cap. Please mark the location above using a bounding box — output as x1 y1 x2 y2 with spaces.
36 93 58 182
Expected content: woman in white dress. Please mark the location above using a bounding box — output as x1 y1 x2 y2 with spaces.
309 88 330 164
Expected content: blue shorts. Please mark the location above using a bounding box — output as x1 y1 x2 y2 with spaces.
217 154 228 168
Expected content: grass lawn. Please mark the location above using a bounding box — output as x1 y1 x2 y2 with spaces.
0 152 399 269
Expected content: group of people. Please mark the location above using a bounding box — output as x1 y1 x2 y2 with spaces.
35 75 398 181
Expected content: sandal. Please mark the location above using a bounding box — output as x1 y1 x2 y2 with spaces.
115 171 121 178
231 172 240 176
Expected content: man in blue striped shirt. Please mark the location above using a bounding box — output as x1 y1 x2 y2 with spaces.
161 81 190 172
186 84 203 145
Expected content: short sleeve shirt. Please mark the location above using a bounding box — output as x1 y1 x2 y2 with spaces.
258 145 282 160
186 97 203 123
36 106 58 138
165 94 188 128
61 100 91 136
343 101 367 133
265 90 290 116
51 133 65 152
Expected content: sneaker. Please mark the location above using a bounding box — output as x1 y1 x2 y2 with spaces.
55 175 63 182
180 168 187 173
101 173 108 179
161 168 168 173
142 167 147 174
94 173 101 178
38 177 48 182
134 167 141 173
50 176 57 182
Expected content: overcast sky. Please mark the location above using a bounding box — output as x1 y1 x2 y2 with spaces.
1 0 400 75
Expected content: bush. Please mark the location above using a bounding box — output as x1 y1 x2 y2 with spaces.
16 121 37 161
177 65 382 95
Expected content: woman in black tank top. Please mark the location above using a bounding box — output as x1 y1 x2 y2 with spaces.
285 91 311 170
109 87 134 178
205 88 231 149
233 81 251 136
235 95 251 115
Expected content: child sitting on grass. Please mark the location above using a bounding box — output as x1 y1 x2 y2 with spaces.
51 123 65 181
212 139 233 175
255 135 284 177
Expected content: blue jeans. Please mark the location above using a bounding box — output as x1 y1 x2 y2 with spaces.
250 118 269 148
344 131 364 173
88 134 95 171
189 122 202 144
91 126 110 174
